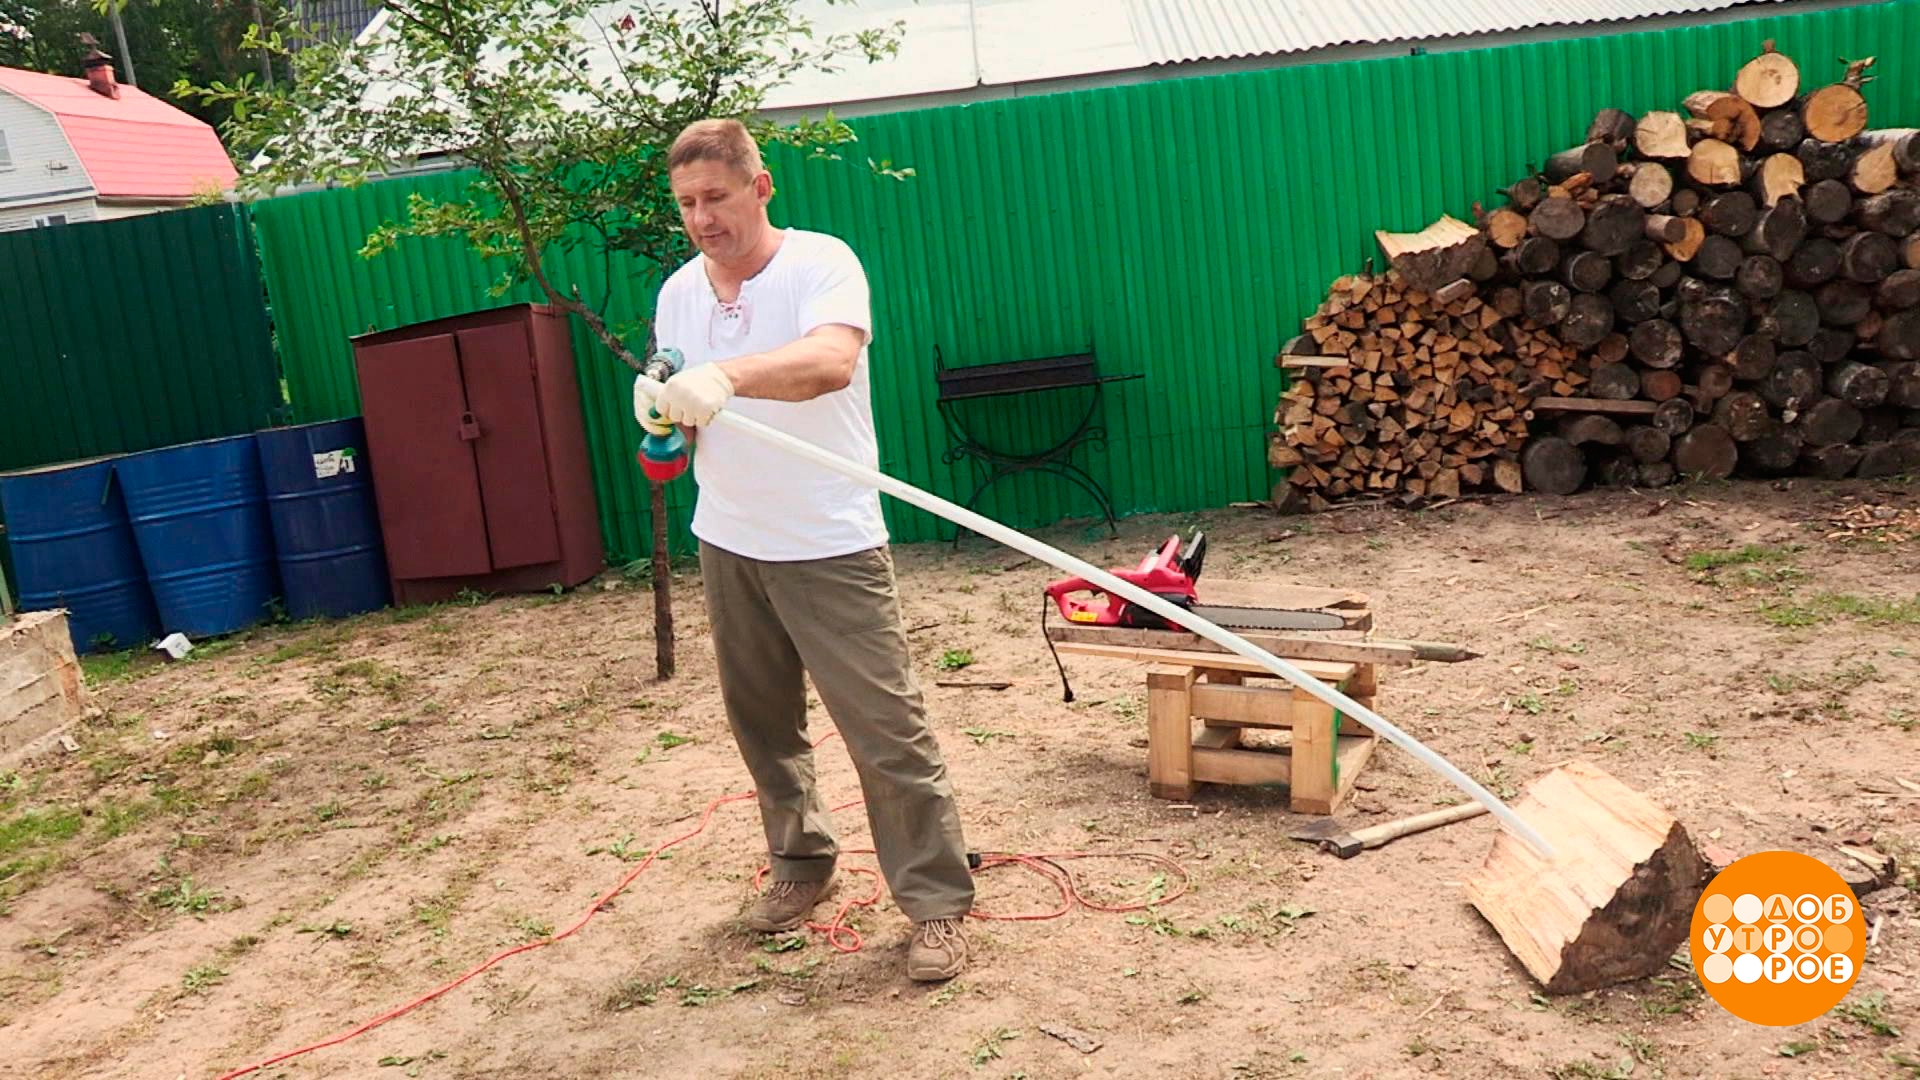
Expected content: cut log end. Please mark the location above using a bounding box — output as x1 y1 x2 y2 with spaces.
1465 762 1707 995
1737 44 1800 109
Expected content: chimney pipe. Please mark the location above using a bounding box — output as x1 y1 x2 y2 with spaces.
79 39 119 99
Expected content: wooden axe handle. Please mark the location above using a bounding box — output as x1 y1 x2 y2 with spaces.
1352 801 1489 849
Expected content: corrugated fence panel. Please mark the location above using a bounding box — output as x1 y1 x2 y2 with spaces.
253 0 1920 560
0 204 281 473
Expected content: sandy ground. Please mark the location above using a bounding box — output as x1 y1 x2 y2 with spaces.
3 477 1919 1080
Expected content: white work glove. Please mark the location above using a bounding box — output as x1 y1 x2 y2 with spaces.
654 364 736 427
632 376 675 437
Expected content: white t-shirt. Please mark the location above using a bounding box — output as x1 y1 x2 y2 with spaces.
651 228 889 562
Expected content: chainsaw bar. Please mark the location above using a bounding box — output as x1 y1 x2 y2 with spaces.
1188 605 1348 632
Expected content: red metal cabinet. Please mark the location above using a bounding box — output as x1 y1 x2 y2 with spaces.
350 304 603 605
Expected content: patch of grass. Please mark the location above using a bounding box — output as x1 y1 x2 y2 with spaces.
80 649 145 686
1832 662 1883 690
1683 731 1720 752
1527 637 1587 655
1837 992 1901 1037
1510 693 1545 715
655 731 695 751
150 875 222 915
181 963 226 994
1778 1041 1820 1058
298 920 354 940
94 799 157 840
221 934 262 958
1763 592 1920 628
604 976 660 1011
512 915 553 941
937 649 975 672
1686 544 1799 573
962 727 1012 746
1767 672 1815 693
0 806 85 898
315 801 346 822
970 1027 1020 1066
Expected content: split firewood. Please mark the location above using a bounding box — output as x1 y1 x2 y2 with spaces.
1857 129 1920 174
1751 153 1805 207
1684 91 1762 151
1376 215 1488 293
1852 142 1899 195
1634 110 1692 160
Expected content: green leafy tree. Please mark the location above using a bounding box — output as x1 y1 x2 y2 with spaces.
183 0 906 679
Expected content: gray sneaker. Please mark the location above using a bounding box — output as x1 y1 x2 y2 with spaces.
747 874 835 933
907 917 969 982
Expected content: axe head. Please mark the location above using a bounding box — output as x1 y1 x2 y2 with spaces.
1287 817 1363 857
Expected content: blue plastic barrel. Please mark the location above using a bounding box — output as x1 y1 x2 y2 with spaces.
0 457 159 653
116 435 279 637
255 418 390 620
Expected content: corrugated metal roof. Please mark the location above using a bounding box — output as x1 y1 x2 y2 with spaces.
1124 0 1791 65
0 66 237 197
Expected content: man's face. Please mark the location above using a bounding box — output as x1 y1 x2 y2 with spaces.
669 159 771 264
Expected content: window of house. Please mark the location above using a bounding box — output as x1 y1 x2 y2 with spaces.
0 130 13 170
34 213 68 227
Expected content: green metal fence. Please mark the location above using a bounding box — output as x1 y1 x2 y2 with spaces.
0 203 283 472
251 0 1920 562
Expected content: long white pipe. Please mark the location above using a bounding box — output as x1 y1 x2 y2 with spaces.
643 376 1556 859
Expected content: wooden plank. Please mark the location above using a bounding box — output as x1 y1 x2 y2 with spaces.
1193 725 1242 750
1054 641 1355 685
1146 664 1197 800
1192 745 1292 788
1190 683 1294 728
1046 624 1423 666
2 611 89 765
1333 735 1377 804
1276 354 1355 369
1289 687 1339 814
1528 397 1661 416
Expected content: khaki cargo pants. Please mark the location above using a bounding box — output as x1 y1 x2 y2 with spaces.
699 540 974 922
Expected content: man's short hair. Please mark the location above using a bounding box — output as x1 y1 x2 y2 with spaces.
668 119 765 177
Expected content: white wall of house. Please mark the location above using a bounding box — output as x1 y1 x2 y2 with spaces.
93 201 182 221
0 89 97 229
0 193 97 232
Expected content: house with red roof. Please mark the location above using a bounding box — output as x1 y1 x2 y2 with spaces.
0 48 237 231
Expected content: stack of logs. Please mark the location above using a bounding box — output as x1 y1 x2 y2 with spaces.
1275 42 1920 503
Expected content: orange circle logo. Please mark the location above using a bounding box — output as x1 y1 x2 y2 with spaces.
1690 851 1865 1026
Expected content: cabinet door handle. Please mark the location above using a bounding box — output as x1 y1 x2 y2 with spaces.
459 412 481 441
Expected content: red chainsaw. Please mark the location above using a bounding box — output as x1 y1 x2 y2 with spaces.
1043 531 1348 632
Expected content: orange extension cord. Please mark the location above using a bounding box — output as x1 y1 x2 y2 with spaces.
213 733 1188 1080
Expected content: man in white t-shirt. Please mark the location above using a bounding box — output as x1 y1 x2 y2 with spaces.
634 118 973 982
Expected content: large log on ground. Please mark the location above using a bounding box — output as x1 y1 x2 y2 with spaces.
1630 319 1684 368
1798 397 1865 446
1520 437 1588 495
1635 110 1692 160
1805 178 1854 224
1737 42 1800 109
1465 762 1707 995
1858 189 1920 236
1745 429 1806 473
1828 361 1891 408
1673 424 1739 477
1624 425 1672 463
1804 443 1865 478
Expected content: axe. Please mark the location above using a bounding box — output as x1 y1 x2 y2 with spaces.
1288 801 1489 858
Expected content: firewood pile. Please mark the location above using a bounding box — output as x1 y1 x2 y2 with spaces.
1274 42 1920 507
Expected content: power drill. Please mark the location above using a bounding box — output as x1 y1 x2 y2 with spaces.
636 347 689 483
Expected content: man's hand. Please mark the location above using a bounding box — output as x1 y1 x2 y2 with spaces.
654 364 736 427
632 377 676 436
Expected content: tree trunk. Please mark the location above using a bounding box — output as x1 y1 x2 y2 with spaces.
1840 231 1899 283
1630 319 1684 368
1617 242 1665 282
1736 254 1784 300
1672 424 1739 478
1856 442 1909 478
1589 362 1642 400
1563 251 1614 292
1760 351 1822 409
1523 280 1573 325
1609 279 1663 323
1880 360 1920 407
1530 197 1587 241
1804 178 1854 224
1786 238 1842 288
1828 360 1891 407
1796 397 1864 447
1504 236 1562 276
1816 280 1873 326
1652 397 1696 438
1469 246 1500 282
1851 142 1898 195
1714 391 1776 440
650 484 675 680
1697 362 1736 400
1744 430 1805 473
1582 197 1646 257
1639 369 1684 403
1690 235 1743 280
1688 139 1744 187
1635 111 1692 160
1560 294 1616 349
1629 163 1675 209
1521 437 1588 495
1547 141 1619 184
1681 294 1748 355
1759 108 1806 152
1701 192 1758 236
1560 414 1626 446
1728 334 1778 381
1803 443 1864 478
1802 83 1869 143
1857 189 1920 237
1588 108 1638 150
1761 290 1820 346
1807 327 1856 366
1623 424 1672 463
1737 42 1801 109
1875 311 1920 360
1877 269 1920 310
